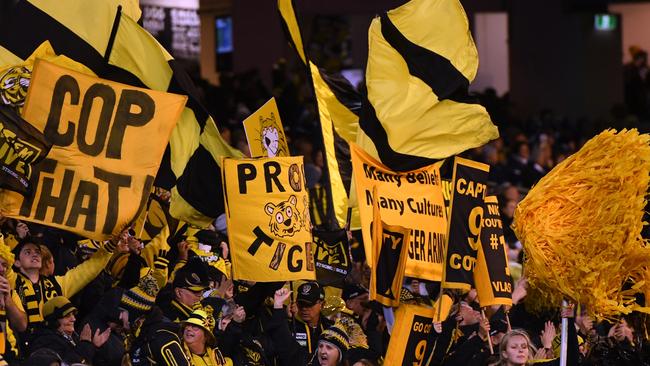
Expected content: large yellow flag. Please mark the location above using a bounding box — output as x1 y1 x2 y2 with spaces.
0 59 184 240
0 0 242 230
358 0 499 171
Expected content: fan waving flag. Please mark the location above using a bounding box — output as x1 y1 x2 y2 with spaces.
359 0 499 171
0 0 242 229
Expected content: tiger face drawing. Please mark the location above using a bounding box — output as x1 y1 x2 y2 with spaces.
264 195 302 237
0 66 31 107
260 113 286 157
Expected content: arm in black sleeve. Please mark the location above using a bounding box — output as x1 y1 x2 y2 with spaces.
442 335 490 366
234 282 284 317
149 329 190 366
264 308 308 365
426 316 457 366
219 321 244 357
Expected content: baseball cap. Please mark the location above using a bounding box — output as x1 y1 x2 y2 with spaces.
296 282 324 306
342 284 368 301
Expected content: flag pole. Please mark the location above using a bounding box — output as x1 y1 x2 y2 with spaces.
481 309 494 354
560 300 568 366
505 309 512 332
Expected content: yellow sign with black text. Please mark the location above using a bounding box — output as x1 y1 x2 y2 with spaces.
351 143 447 281
384 305 441 366
0 60 185 240
242 98 289 158
222 156 315 282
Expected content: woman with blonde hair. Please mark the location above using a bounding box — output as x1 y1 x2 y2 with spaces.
497 305 578 366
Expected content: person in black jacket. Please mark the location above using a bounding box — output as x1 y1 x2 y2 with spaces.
77 289 127 366
29 296 110 365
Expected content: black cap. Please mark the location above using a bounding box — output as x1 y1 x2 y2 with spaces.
342 284 368 301
172 257 210 291
296 282 324 306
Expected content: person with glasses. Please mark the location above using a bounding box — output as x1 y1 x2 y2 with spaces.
158 258 210 322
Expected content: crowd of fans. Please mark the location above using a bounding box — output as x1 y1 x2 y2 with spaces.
0 56 650 366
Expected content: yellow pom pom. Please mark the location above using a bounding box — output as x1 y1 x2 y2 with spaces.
513 129 650 319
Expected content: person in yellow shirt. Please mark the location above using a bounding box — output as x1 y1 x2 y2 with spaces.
181 309 232 366
10 234 121 333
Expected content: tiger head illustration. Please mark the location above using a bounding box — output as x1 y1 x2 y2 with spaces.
260 113 286 157
264 195 302 237
0 66 31 107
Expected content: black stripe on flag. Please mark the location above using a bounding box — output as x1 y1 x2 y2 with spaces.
175 144 225 218
359 93 438 172
379 13 478 105
317 68 362 117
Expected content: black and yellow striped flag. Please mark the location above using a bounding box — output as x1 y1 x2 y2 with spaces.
359 0 499 171
278 0 358 230
0 0 242 228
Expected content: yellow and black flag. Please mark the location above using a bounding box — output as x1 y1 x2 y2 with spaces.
474 195 512 307
0 0 242 229
442 157 490 292
359 0 499 171
278 0 359 230
370 186 410 307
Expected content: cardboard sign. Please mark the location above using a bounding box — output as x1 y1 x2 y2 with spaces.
222 156 315 281
442 157 490 292
370 186 410 307
385 305 440 365
242 98 289 158
351 143 447 281
474 195 512 307
0 60 185 240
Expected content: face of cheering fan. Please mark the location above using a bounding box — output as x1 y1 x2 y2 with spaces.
57 311 77 336
502 335 529 366
183 324 207 347
317 341 339 366
17 243 42 271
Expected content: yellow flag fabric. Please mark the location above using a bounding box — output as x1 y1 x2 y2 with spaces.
242 98 289 158
370 186 410 307
351 143 447 281
0 1 242 230
384 305 447 365
474 196 512 307
359 0 499 171
442 157 490 292
222 156 315 282
0 60 185 240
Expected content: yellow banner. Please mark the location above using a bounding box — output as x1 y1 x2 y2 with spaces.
222 156 315 281
242 98 289 158
351 143 447 281
0 59 185 240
